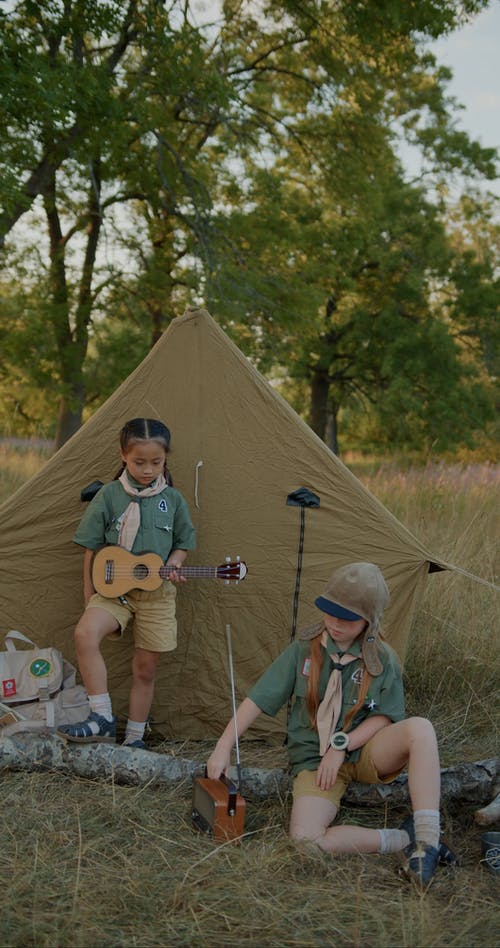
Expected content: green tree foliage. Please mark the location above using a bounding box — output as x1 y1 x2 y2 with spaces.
206 152 497 453
1 1 149 443
0 0 497 455
0 268 61 436
200 7 498 455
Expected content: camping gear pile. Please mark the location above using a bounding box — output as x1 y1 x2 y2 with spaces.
0 630 89 735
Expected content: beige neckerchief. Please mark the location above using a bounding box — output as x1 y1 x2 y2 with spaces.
117 470 167 551
316 629 358 755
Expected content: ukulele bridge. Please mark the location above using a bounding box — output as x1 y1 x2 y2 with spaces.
104 558 114 585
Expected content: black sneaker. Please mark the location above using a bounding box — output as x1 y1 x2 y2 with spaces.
399 814 459 866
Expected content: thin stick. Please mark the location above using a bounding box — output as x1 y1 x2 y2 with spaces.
225 623 242 791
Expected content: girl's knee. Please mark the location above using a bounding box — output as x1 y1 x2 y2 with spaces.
74 617 98 650
289 824 326 846
132 653 159 685
133 668 156 687
404 716 438 750
406 715 436 738
74 609 117 649
289 797 337 845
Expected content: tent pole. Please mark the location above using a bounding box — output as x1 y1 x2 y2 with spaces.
286 487 321 643
285 488 320 734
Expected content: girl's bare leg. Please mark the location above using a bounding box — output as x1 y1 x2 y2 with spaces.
74 607 119 695
370 717 440 812
128 648 162 722
289 717 440 853
289 796 383 852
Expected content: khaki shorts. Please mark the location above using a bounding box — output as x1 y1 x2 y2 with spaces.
86 582 177 652
293 739 405 810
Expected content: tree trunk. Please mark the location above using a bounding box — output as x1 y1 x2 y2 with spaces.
308 367 330 442
54 385 86 448
52 158 103 449
0 734 497 809
325 402 339 455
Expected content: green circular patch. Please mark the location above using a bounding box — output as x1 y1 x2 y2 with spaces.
29 658 52 678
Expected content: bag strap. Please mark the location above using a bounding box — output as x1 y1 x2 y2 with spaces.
4 630 38 652
0 699 55 734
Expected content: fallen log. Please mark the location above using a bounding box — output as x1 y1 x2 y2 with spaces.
0 733 498 809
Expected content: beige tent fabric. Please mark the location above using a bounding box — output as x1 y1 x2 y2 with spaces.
0 308 448 739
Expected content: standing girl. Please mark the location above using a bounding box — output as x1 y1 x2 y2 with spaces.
58 418 195 748
207 561 456 888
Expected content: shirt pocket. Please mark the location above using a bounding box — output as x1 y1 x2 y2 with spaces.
154 506 175 535
294 670 309 699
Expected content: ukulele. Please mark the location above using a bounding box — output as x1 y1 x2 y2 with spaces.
91 545 247 597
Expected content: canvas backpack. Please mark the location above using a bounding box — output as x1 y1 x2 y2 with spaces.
0 630 89 736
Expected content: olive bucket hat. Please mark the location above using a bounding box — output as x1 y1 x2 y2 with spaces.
298 562 390 676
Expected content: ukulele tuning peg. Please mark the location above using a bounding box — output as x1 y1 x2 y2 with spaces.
236 555 240 562
225 579 230 586
225 555 231 563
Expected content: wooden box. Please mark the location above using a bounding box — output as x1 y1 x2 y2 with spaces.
191 774 245 842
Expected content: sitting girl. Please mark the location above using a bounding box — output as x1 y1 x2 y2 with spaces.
207 561 456 888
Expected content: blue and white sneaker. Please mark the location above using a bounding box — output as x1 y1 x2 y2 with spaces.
402 841 440 889
400 815 459 866
57 712 116 744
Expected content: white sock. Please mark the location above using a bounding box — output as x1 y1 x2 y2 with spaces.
413 809 440 849
89 693 114 721
378 828 411 854
123 719 146 745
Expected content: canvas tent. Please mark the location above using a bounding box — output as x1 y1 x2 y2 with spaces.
0 307 451 740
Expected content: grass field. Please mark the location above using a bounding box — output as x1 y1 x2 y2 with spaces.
0 445 498 947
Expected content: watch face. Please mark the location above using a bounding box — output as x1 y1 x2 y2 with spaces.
331 732 349 750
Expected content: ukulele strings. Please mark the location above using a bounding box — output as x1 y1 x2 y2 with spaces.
102 567 218 572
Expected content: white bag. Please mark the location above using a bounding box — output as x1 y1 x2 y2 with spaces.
0 630 89 735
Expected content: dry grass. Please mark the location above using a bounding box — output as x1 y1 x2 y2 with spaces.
0 440 52 504
0 446 499 946
1 770 497 948
349 458 500 767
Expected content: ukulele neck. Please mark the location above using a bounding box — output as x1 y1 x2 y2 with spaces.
159 564 218 579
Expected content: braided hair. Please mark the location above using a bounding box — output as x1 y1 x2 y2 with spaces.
115 418 173 485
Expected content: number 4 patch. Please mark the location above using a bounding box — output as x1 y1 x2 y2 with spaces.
158 499 168 512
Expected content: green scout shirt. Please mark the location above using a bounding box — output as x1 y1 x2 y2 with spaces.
74 478 196 562
248 636 405 776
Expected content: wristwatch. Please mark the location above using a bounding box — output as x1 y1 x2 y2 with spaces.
330 731 350 752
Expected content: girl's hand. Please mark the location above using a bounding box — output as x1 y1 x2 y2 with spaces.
316 746 345 790
166 552 187 583
207 742 231 780
168 565 186 584
206 699 261 781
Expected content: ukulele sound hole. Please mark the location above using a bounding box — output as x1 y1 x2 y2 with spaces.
133 563 150 581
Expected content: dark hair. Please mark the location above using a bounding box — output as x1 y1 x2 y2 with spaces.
115 418 173 485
